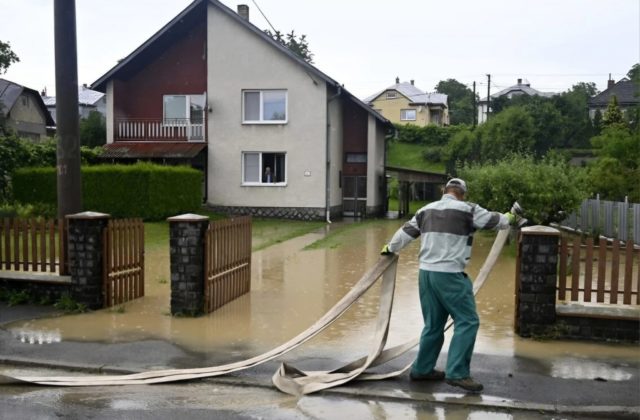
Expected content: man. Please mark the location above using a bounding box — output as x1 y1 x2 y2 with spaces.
381 178 515 392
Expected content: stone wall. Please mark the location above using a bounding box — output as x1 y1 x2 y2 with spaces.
0 277 71 303
207 205 329 221
556 315 639 342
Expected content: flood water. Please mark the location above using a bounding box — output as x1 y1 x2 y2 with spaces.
5 220 639 371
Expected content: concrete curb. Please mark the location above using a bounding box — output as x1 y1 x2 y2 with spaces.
2 357 638 418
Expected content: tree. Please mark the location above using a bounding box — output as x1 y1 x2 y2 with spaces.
0 40 19 74
265 30 314 63
602 95 625 128
552 82 598 148
627 63 640 82
434 79 476 125
459 154 587 225
588 125 640 201
79 111 106 147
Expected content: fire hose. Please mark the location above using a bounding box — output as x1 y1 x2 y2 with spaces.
0 216 518 394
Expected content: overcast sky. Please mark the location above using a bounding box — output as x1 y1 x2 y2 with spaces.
1 0 638 99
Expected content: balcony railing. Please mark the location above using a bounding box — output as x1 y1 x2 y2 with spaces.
115 118 205 142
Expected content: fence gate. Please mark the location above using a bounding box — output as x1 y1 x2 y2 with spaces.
204 216 251 313
102 219 144 307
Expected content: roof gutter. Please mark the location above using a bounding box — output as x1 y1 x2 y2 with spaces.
325 85 342 224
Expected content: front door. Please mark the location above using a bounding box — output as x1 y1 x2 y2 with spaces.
342 176 367 217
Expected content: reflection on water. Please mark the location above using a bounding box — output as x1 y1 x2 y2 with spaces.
550 358 633 381
13 329 61 345
5 220 638 363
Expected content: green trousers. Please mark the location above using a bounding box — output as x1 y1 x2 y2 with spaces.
411 270 479 380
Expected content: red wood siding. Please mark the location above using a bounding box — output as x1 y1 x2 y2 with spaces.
342 99 368 176
113 22 207 120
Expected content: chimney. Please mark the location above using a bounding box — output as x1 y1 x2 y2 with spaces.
82 83 88 89
607 73 615 89
41 87 47 97
410 79 414 85
517 78 522 85
237 4 249 21
395 76 400 84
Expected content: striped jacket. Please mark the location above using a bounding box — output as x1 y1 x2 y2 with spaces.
388 194 510 272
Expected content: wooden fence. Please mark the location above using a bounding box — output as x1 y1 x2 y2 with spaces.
559 197 640 244
0 218 68 275
102 219 144 307
558 235 639 305
204 216 251 313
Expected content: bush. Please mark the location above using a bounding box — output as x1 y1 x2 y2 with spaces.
395 124 466 146
459 154 588 225
0 135 102 203
13 163 202 220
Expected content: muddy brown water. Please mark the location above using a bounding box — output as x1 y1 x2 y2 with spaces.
6 220 638 376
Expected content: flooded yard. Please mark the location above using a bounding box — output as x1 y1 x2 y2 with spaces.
5 219 638 368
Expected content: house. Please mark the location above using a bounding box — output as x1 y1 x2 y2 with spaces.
364 78 449 126
42 84 107 123
91 0 393 220
477 78 555 124
588 77 639 119
0 78 55 141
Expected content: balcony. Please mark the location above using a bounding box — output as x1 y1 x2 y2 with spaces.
115 118 205 142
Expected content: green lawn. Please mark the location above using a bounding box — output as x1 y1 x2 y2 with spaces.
144 212 324 251
386 141 446 173
387 198 431 215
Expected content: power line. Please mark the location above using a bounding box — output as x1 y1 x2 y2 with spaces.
251 0 277 33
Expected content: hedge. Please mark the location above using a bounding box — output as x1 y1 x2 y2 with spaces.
13 163 202 220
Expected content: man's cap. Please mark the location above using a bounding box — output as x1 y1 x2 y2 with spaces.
445 178 467 193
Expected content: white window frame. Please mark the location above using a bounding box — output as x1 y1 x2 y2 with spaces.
400 109 417 121
242 90 288 124
386 91 397 100
241 151 287 186
163 94 188 123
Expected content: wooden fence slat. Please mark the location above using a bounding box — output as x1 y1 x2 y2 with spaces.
637 247 640 305
30 218 37 271
13 219 19 270
3 218 9 269
558 236 567 300
623 240 633 304
39 219 46 272
610 239 620 304
584 237 593 302
570 238 580 301
596 237 606 303
21 218 28 270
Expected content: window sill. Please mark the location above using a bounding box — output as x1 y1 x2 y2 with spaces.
242 121 288 125
242 183 288 187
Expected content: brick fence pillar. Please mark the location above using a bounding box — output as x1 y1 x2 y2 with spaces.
168 213 209 316
66 211 110 309
516 226 560 337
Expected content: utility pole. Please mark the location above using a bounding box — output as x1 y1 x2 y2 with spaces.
54 0 82 218
486 74 491 122
472 81 477 127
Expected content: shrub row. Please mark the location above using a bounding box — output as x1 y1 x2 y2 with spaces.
13 163 202 220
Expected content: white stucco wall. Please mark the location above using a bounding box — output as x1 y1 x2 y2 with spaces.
327 90 343 208
366 114 386 209
206 5 328 209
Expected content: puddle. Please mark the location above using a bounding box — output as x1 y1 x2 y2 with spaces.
4 220 638 364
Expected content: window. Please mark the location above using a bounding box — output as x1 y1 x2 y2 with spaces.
163 94 205 124
242 152 286 185
386 91 397 100
345 153 367 163
243 90 287 123
400 109 417 121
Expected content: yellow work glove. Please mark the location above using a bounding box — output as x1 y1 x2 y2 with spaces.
505 212 516 225
380 244 393 255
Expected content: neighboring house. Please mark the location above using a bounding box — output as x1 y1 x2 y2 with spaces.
0 78 55 141
42 84 107 123
477 78 555 124
91 0 392 220
588 78 639 119
364 78 449 126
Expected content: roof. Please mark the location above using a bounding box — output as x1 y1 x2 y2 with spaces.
0 78 55 126
91 0 391 128
43 86 105 107
385 165 448 183
364 82 448 106
100 142 207 159
479 82 555 102
588 79 639 107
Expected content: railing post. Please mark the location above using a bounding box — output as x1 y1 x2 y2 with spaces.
168 213 209 316
66 211 110 309
516 226 560 337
